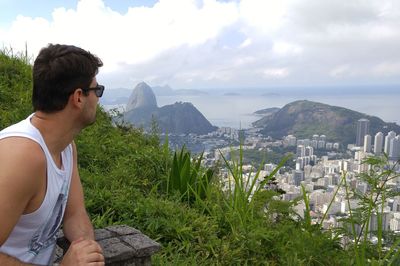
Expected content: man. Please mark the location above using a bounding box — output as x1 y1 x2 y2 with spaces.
0 44 105 265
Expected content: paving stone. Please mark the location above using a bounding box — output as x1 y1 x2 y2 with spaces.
106 225 141 236
121 234 162 257
98 237 133 263
95 228 116 240
55 225 161 265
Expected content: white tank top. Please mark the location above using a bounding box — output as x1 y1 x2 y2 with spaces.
0 114 73 265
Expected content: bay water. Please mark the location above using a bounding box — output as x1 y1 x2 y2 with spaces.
155 87 400 129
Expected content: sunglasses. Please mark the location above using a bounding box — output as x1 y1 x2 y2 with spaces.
82 84 105 97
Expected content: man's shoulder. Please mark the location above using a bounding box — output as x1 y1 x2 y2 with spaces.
0 136 43 150
0 136 46 169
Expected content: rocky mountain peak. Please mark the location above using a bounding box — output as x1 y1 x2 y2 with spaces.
123 84 216 135
126 82 157 112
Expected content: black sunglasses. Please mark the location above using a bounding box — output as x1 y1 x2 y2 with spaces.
82 84 105 97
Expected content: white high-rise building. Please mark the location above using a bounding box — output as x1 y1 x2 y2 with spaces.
364 134 371 153
303 139 311 147
356 119 370 146
333 143 340 150
296 158 304 170
292 170 304 186
305 146 314 157
389 136 400 161
318 140 325 149
296 145 305 158
311 139 318 148
384 131 396 154
286 135 297 146
374 132 384 155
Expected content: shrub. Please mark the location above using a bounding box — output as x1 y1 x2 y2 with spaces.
163 145 214 205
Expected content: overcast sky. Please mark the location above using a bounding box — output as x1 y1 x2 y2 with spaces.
1 0 400 90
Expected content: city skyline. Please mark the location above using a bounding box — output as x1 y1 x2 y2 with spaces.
1 0 400 89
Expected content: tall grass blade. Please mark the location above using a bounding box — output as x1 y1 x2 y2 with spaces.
301 184 312 231
319 175 345 227
383 236 400 264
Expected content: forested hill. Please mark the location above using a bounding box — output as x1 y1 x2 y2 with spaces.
253 100 400 144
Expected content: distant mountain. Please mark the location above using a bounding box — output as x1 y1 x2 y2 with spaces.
101 85 208 105
260 92 281 97
253 100 400 145
224 92 241 96
123 82 216 135
253 107 280 116
174 89 208 96
155 102 217 135
152 85 174 96
152 85 208 96
126 82 158 111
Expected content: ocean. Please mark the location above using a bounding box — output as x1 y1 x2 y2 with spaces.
103 86 400 129
155 87 400 129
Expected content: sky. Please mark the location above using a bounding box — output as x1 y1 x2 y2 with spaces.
1 0 400 90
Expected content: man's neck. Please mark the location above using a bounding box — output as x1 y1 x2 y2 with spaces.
30 111 80 156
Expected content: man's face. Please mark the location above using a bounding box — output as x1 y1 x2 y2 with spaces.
81 77 99 126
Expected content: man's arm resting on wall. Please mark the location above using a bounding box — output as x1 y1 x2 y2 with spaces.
60 142 104 265
62 142 95 241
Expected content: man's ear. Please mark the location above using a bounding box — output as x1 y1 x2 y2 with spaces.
70 88 85 108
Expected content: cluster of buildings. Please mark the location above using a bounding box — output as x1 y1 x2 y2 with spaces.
212 118 400 239
274 118 400 237
283 134 341 170
284 134 340 150
356 118 400 160
164 115 400 238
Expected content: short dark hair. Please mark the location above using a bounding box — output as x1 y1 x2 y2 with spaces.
32 44 103 112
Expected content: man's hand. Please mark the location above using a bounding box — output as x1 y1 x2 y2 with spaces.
60 238 104 266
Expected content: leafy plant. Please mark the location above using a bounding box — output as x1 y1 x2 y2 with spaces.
300 154 400 265
341 155 400 265
218 144 288 229
165 145 214 204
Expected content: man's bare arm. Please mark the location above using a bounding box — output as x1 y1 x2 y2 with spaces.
0 253 35 265
0 138 45 265
62 142 95 241
61 142 104 265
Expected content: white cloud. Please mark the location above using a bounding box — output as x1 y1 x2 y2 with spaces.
373 62 400 77
233 56 255 66
262 68 289 79
239 0 288 33
239 38 252 48
0 0 238 72
329 65 351 78
272 41 302 56
1 0 400 88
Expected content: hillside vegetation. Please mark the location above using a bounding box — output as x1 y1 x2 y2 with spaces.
254 100 400 145
3 50 399 265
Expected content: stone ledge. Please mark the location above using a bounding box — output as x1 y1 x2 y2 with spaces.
54 225 161 266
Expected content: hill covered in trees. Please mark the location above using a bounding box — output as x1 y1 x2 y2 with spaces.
253 100 400 145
